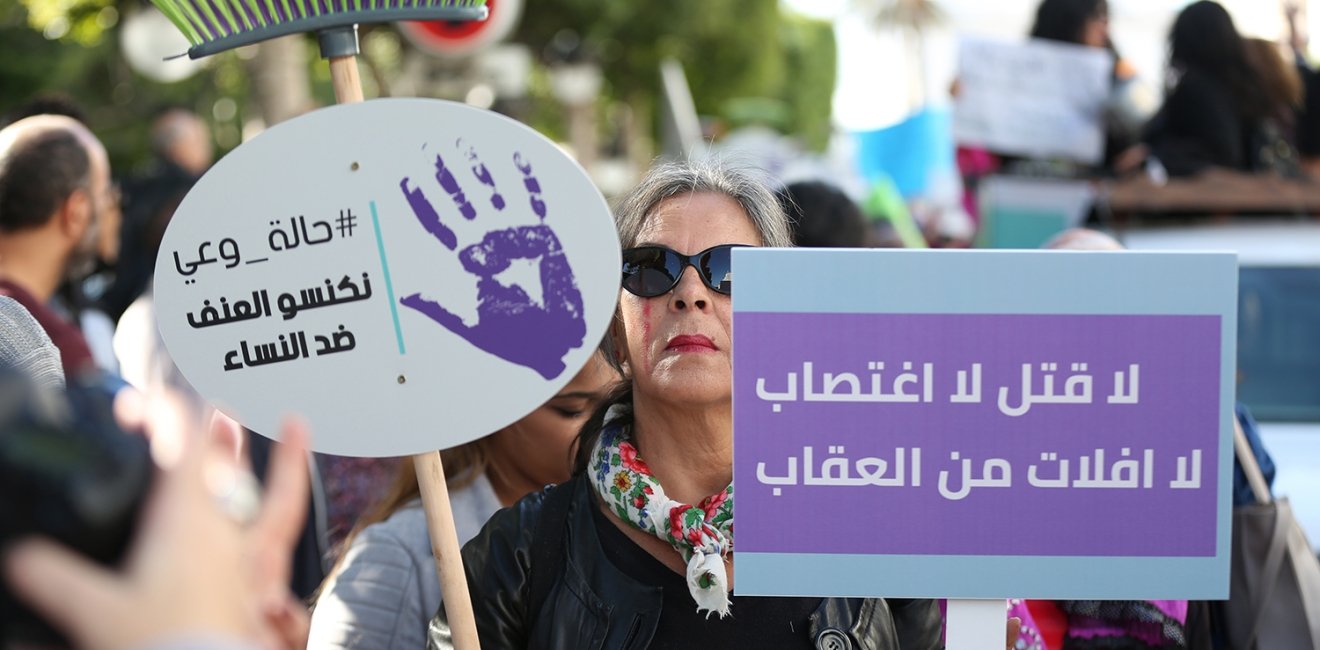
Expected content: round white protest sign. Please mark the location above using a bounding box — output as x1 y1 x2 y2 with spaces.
155 98 620 457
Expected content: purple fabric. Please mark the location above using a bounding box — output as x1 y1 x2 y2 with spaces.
1069 617 1165 646
1010 599 1189 649
1061 600 1190 648
1150 600 1188 623
316 454 403 547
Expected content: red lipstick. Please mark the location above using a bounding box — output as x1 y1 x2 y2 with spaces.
666 334 717 353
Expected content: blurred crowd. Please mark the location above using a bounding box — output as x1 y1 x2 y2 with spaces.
961 0 1320 181
940 0 1320 247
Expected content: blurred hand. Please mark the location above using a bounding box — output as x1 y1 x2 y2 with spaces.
1113 144 1150 176
1007 616 1022 650
3 396 312 650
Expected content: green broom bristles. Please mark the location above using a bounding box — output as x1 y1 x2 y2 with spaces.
149 0 488 57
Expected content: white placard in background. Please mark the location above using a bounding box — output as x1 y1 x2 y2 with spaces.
954 35 1113 164
155 98 620 457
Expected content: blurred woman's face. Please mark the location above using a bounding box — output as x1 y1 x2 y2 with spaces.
490 355 616 489
1081 10 1109 48
617 191 761 408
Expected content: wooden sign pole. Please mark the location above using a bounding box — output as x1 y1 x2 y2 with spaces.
414 451 483 650
329 56 365 105
327 51 482 650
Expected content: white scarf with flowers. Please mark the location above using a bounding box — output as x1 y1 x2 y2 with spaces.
588 423 735 618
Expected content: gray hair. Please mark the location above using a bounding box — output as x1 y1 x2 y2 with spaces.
614 159 794 249
599 160 792 378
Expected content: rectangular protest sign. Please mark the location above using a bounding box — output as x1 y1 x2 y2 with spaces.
732 249 1237 599
954 35 1112 164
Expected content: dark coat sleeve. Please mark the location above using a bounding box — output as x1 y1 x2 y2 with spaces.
427 490 546 650
889 599 944 650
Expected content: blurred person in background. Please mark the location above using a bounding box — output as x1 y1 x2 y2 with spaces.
1282 0 1320 178
1028 0 1152 175
956 0 1154 236
5 96 125 376
112 188 194 400
1030 0 1112 49
776 180 874 248
1242 37 1304 176
309 356 617 650
0 114 113 380
104 106 213 323
1142 1 1276 177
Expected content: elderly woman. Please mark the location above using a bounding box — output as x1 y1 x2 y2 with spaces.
427 161 943 648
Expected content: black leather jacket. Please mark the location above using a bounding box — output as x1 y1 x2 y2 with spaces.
427 475 943 649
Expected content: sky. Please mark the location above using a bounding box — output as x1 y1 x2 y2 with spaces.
783 0 1312 131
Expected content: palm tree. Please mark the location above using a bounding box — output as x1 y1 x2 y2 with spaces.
853 0 946 113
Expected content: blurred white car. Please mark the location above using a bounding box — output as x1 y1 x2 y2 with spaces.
1122 222 1320 551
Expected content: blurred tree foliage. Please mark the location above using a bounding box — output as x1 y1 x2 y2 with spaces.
514 0 835 150
779 11 836 151
1 0 253 177
1 0 837 176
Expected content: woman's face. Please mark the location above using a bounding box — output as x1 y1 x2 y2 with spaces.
490 355 616 487
1081 10 1109 48
617 191 762 407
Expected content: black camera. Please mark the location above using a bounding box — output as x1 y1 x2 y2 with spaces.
0 364 153 646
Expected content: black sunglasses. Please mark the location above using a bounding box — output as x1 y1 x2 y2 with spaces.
621 244 749 297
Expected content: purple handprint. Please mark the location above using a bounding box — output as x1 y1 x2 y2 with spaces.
398 149 586 380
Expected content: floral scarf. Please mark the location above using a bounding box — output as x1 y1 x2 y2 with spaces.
588 423 735 618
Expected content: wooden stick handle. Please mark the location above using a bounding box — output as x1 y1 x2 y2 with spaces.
328 47 477 648
414 451 482 650
1231 416 1272 505
329 55 365 104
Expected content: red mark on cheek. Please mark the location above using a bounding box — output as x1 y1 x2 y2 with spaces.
641 300 653 371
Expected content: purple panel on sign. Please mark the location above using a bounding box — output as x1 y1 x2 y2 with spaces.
734 313 1221 558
